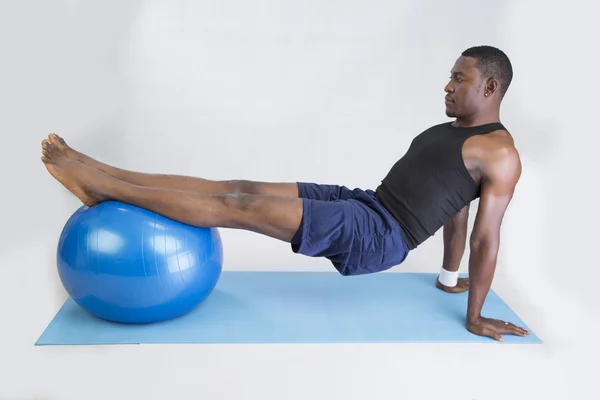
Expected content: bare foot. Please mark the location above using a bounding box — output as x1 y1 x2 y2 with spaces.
41 138 110 207
48 133 131 184
47 133 93 164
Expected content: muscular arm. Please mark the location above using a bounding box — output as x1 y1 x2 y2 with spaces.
443 204 470 271
466 146 521 325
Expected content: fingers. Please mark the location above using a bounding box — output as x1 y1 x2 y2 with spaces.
435 279 463 294
468 318 530 342
492 319 529 337
467 321 504 342
482 327 503 342
502 322 529 336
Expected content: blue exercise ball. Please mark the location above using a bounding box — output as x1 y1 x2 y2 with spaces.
56 201 223 323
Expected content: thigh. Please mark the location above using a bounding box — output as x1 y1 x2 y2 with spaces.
220 193 305 242
237 180 300 197
340 198 410 275
290 198 355 258
219 184 356 242
297 182 355 201
292 195 409 276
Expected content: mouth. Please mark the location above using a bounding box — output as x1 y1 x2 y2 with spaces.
445 96 454 103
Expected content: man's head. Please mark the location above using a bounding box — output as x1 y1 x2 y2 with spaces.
444 45 513 119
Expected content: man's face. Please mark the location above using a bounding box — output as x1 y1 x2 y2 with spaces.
444 56 486 118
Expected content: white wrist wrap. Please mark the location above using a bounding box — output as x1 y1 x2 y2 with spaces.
439 266 458 287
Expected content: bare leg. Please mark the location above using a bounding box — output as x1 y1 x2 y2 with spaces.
41 139 303 242
47 133 300 197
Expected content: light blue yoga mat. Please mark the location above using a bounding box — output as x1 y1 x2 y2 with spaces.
36 271 542 345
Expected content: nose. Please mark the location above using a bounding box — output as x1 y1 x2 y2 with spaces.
444 80 454 93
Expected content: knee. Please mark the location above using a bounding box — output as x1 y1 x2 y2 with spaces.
217 193 264 229
227 180 259 194
220 193 260 213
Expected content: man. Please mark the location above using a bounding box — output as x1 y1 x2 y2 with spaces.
41 45 529 341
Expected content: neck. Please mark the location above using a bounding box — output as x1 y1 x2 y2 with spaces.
452 110 501 128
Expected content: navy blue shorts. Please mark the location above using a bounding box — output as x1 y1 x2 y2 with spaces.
290 182 410 276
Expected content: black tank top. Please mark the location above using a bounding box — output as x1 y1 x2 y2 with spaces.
375 121 506 250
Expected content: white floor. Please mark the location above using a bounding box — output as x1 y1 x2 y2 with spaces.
1 236 597 400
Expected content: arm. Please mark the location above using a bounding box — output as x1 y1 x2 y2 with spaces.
435 204 470 293
443 203 470 272
465 146 528 340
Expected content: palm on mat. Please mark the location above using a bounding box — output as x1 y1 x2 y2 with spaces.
436 277 470 293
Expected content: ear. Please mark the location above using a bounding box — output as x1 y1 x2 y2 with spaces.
484 77 499 97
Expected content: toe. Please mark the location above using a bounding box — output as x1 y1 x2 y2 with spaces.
50 133 68 148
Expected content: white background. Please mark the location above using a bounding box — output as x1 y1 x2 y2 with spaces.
1 0 598 399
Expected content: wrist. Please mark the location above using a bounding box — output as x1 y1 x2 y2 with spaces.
438 266 459 287
466 315 482 325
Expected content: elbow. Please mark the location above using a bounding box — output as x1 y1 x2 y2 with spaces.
469 235 498 252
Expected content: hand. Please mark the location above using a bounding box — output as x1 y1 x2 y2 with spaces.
467 317 529 342
436 277 469 293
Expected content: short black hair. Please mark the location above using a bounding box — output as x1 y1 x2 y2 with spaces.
462 45 513 98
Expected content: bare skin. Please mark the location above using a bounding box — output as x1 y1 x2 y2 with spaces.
41 50 531 342
41 143 106 207
436 204 470 293
51 132 475 296
436 278 470 293
434 116 514 297
47 133 300 198
49 133 474 293
41 139 304 242
441 54 529 341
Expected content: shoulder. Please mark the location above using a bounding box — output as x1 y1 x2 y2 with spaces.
480 131 521 188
